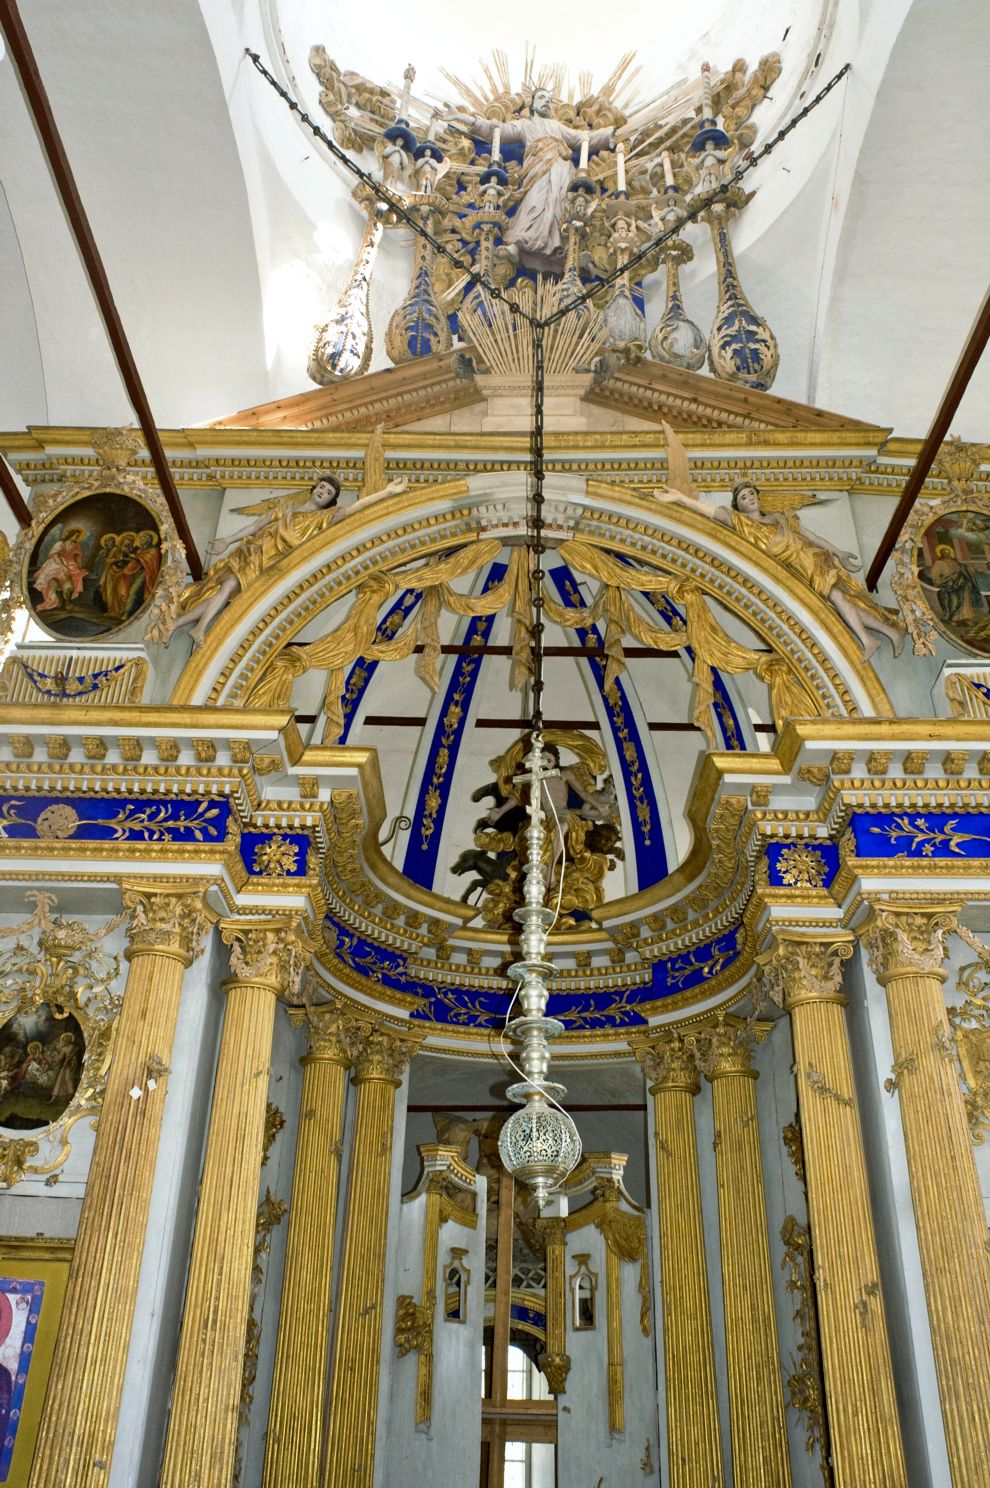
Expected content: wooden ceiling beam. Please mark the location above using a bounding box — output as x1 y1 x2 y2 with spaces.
867 283 990 591
0 0 203 579
0 456 31 529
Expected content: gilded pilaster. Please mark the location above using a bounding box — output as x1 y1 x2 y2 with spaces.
694 1020 791 1488
538 1217 570 1395
862 902 990 1486
261 1001 358 1488
634 1035 724 1488
321 1023 422 1488
762 934 908 1488
160 922 307 1488
29 884 210 1488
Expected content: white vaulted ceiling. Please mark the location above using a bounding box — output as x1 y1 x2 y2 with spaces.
0 0 985 437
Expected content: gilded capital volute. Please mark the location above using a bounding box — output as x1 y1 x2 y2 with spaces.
688 1016 759 1082
290 999 361 1067
349 1021 423 1086
758 935 854 1012
633 1033 700 1095
220 920 311 997
121 882 212 966
860 902 960 984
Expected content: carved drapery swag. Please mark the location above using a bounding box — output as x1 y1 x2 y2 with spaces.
247 542 531 740
245 534 820 747
545 540 820 746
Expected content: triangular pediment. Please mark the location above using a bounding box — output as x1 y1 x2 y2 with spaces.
208 348 883 438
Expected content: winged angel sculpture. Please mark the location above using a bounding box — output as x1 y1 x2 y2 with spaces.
148 426 405 646
656 424 906 661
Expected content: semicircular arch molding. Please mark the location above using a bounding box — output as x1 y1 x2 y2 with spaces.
169 473 892 721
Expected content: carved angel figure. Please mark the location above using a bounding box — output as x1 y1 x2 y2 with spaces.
656 423 906 661
161 425 405 647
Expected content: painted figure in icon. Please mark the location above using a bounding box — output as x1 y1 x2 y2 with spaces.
98 529 162 621
32 527 89 612
927 542 985 625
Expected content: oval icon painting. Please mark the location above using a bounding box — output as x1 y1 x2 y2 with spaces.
0 1004 85 1130
915 505 990 656
26 491 163 640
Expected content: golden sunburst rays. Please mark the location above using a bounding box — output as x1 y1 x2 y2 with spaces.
435 48 649 121
459 277 608 378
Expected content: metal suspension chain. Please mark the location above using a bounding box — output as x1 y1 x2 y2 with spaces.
530 323 546 735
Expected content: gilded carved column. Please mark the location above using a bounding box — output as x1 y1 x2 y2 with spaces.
693 1020 791 1488
862 903 990 1486
634 1035 724 1488
539 1216 570 1396
322 1022 422 1488
29 884 210 1488
160 922 305 1488
262 1001 357 1488
761 934 908 1488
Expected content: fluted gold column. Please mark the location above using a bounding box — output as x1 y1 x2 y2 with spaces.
862 902 990 1486
634 1035 724 1488
762 934 908 1488
321 1023 421 1488
160 922 304 1488
29 883 210 1488
262 1001 357 1488
538 1216 570 1395
696 1020 791 1488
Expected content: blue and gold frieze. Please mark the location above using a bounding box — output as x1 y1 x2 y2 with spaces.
849 812 990 859
325 914 743 1030
0 794 231 844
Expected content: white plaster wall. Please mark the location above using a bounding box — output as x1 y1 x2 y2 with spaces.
382 1186 486 1487
111 925 225 1488
844 945 950 1488
557 1214 661 1484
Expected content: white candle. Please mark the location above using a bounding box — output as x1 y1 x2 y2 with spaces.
579 133 589 170
701 61 713 121
616 140 626 193
427 112 438 142
662 149 675 189
491 125 501 162
400 63 415 120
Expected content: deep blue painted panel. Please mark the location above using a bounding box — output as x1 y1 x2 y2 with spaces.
850 812 990 859
240 831 311 878
765 840 840 888
0 795 230 843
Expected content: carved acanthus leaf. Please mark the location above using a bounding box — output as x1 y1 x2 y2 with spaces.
861 905 958 980
123 886 210 962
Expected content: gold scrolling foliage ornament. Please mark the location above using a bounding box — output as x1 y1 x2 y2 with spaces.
0 894 123 1189
950 924 990 1144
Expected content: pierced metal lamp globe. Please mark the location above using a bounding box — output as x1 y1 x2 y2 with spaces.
498 1094 582 1211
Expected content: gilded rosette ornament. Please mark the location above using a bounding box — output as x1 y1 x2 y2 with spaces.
309 194 385 384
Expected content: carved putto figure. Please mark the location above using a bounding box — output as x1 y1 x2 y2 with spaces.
656 425 906 660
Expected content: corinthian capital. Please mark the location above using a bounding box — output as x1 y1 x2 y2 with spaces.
121 883 211 964
687 1015 759 1081
290 998 362 1066
861 903 960 982
758 935 853 1011
350 1021 423 1085
220 921 310 996
632 1033 700 1095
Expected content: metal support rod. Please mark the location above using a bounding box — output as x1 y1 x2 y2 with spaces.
866 283 990 591
0 456 31 528
0 0 203 580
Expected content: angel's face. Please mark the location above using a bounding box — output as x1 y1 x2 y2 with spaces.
733 485 760 515
311 480 339 509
